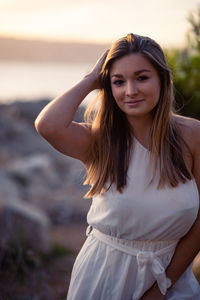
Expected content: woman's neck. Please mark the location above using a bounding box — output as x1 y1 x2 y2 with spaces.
127 115 153 148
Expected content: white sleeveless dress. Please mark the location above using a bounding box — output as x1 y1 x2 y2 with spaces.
67 138 200 300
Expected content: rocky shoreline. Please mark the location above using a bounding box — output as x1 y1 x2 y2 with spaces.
0 99 90 244
0 99 90 299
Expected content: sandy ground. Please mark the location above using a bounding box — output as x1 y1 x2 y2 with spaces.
49 224 88 299
51 223 88 253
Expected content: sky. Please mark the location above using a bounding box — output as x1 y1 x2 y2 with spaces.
0 0 199 48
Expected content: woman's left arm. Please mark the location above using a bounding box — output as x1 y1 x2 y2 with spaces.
140 120 200 300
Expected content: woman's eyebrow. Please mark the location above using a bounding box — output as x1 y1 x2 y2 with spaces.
111 69 152 78
134 69 152 75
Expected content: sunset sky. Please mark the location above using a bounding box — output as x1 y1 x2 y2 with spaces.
0 0 199 47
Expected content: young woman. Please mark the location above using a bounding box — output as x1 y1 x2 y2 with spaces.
35 33 200 300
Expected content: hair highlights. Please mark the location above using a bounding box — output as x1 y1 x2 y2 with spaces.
84 33 191 198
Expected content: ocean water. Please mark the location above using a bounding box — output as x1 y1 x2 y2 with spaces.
0 61 97 104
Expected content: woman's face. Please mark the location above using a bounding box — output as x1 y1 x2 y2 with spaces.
109 53 161 122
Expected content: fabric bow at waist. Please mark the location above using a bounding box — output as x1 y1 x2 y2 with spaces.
133 250 172 299
86 225 178 300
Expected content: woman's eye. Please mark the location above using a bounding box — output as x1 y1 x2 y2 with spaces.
137 75 149 81
113 80 124 86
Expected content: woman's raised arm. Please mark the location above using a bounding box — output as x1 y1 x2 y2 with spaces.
34 50 109 163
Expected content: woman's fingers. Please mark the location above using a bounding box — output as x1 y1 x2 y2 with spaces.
91 49 109 73
89 49 110 89
96 49 110 69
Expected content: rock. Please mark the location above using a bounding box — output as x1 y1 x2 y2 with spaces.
4 153 89 221
0 200 51 253
46 199 74 225
0 99 49 122
7 153 56 181
6 154 65 203
0 99 84 123
0 100 90 249
0 172 21 202
0 100 85 159
0 169 51 254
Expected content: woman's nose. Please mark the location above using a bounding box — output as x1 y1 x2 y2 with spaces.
126 81 138 97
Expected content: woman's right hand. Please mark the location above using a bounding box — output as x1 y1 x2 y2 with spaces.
86 49 110 90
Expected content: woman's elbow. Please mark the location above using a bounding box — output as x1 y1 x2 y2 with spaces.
34 116 54 139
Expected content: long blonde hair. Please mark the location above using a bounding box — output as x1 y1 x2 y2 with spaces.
84 33 191 198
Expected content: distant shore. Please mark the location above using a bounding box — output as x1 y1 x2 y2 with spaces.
0 36 110 63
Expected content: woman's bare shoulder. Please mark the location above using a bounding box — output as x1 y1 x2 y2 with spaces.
173 114 200 153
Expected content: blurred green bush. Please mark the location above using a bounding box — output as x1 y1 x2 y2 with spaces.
165 6 200 119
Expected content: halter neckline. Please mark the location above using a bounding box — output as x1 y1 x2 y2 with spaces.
134 137 149 152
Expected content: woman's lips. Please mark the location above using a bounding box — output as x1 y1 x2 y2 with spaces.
125 99 145 105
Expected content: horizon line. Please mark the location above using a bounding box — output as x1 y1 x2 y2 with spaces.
0 33 111 46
